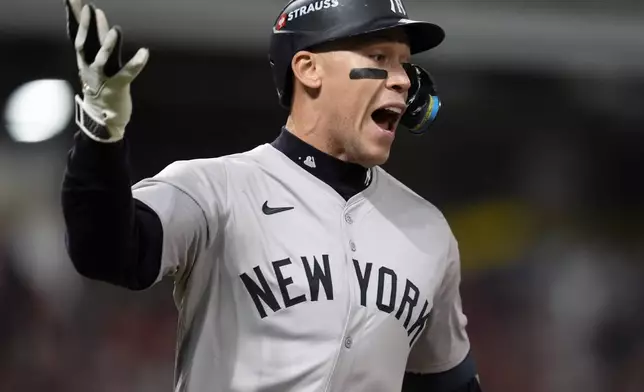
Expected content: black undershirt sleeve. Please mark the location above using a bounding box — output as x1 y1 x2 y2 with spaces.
61 131 163 290
402 352 482 392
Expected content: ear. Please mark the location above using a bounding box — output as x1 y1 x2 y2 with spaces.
291 51 322 90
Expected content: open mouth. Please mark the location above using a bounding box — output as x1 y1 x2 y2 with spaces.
371 107 403 132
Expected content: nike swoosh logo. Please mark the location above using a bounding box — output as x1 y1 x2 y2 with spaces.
262 201 294 215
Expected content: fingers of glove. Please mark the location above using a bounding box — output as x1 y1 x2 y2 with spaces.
92 27 120 71
76 50 88 73
82 4 102 65
103 26 124 78
67 0 83 20
95 8 110 44
114 47 150 84
65 0 81 43
74 4 90 53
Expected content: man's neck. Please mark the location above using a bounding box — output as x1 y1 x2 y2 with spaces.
285 107 353 164
271 127 371 201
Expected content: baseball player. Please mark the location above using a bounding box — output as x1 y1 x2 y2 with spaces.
61 0 482 391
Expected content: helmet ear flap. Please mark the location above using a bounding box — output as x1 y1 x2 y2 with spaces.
400 63 441 134
280 69 295 109
269 29 303 110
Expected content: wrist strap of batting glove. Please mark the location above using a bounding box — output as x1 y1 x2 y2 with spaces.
74 95 122 143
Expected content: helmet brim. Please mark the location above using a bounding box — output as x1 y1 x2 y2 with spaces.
357 18 446 54
298 18 445 55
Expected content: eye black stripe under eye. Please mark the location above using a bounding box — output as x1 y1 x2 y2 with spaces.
349 68 388 80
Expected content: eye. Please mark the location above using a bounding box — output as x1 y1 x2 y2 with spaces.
369 54 387 62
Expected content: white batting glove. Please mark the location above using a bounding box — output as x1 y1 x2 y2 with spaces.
65 0 149 143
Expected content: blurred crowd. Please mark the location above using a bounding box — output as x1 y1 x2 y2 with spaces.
0 233 177 392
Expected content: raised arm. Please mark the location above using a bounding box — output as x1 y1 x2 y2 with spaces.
61 1 211 290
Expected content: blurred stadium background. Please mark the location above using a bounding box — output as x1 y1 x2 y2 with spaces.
1 1 644 391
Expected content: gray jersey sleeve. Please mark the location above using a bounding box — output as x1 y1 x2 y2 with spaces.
406 233 471 374
131 159 227 285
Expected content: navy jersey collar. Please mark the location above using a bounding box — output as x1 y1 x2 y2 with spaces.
271 127 370 201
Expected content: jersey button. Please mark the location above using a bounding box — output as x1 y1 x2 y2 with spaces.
344 336 353 349
345 214 353 224
349 241 356 252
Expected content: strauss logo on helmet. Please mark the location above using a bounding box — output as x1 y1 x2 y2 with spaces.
282 0 340 26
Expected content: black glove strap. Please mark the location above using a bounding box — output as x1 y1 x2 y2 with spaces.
74 97 111 141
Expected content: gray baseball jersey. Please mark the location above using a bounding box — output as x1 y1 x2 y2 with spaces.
131 142 470 392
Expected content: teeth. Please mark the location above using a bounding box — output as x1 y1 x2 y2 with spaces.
383 106 403 114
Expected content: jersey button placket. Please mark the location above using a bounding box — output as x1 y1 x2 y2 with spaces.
327 207 358 390
344 214 356 353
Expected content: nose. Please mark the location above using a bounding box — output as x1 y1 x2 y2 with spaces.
386 65 411 95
